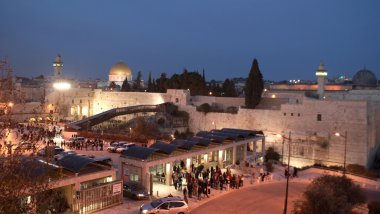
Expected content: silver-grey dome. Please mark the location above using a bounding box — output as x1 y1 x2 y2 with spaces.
352 69 377 88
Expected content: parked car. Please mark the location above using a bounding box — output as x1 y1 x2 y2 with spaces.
37 146 64 157
140 196 189 214
107 142 120 153
54 150 77 161
14 142 32 153
116 143 136 153
123 181 149 200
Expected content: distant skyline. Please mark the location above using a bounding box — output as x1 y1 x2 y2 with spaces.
1 0 380 81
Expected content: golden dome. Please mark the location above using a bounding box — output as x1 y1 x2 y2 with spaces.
109 61 132 76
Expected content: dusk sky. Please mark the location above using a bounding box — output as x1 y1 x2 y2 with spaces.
1 0 379 81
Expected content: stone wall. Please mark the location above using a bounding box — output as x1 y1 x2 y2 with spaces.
190 96 245 109
40 88 380 169
181 98 371 168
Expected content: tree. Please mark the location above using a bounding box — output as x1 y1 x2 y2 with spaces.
0 155 65 213
133 71 142 91
293 175 366 214
264 147 280 162
109 81 117 90
245 58 264 108
157 73 168 93
121 77 130 92
368 201 380 214
222 78 237 97
147 72 153 92
132 118 160 139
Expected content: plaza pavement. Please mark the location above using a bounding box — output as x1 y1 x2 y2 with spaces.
93 164 380 214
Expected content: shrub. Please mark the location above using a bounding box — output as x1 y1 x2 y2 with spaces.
265 147 280 162
265 162 274 172
226 106 238 114
157 118 165 125
347 164 366 175
293 175 366 214
368 201 380 214
197 103 211 114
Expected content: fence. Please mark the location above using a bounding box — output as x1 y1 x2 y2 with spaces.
72 180 123 214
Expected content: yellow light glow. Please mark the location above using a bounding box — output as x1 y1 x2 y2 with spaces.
315 71 328 76
335 132 340 137
271 94 276 98
82 106 88 116
8 102 14 107
186 158 191 170
53 82 71 90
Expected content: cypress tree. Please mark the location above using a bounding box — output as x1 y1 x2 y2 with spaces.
202 68 206 82
245 58 264 108
121 77 130 92
147 72 153 92
133 71 142 91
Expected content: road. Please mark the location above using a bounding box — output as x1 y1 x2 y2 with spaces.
190 181 306 214
190 181 380 214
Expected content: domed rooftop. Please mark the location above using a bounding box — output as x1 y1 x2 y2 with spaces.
109 61 132 76
352 68 378 88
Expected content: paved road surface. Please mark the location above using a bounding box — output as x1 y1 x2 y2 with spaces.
190 181 380 214
190 181 306 214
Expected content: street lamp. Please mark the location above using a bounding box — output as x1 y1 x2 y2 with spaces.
212 121 216 129
7 102 14 124
334 131 348 175
277 131 292 214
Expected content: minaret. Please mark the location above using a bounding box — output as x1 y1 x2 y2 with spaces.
53 54 63 78
315 63 328 98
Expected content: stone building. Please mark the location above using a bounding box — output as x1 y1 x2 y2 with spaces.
108 61 132 87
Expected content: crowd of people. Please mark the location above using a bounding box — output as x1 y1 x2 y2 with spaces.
65 137 105 151
168 163 248 203
0 123 62 154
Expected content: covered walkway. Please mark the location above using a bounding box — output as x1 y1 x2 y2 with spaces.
120 128 265 193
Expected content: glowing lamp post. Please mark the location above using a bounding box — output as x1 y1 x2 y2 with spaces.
335 131 348 175
53 81 71 90
275 131 292 214
53 80 71 123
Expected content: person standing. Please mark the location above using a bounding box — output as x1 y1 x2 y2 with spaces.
187 181 193 198
183 187 188 204
193 179 198 198
197 181 203 200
